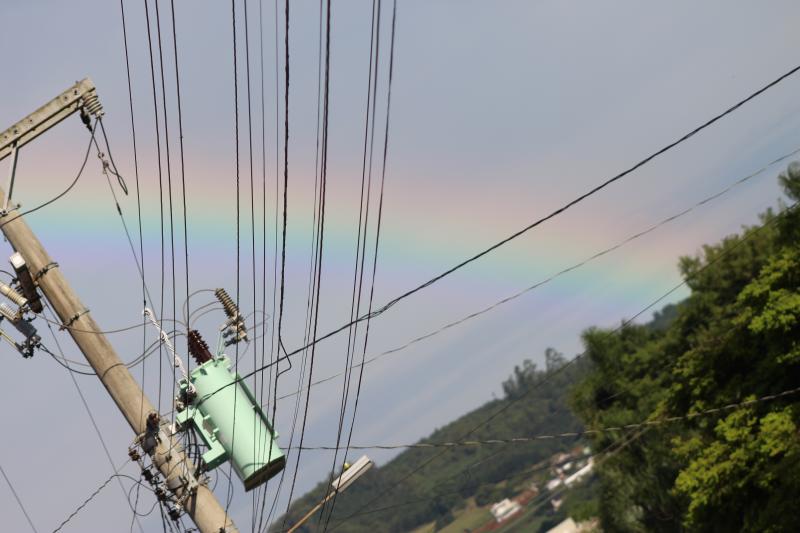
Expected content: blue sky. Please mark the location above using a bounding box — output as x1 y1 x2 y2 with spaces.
2 1 800 531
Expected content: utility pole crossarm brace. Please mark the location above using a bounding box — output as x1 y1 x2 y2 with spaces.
0 78 103 213
0 78 101 161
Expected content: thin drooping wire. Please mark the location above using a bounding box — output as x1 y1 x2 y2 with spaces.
197 61 800 404
153 0 180 456
0 120 96 231
262 0 291 527
118 0 150 455
42 303 146 533
253 0 281 527
142 0 167 416
169 0 190 376
326 427 645 531
271 0 328 521
276 145 800 403
280 61 800 362
0 464 38 533
329 201 799 526
281 0 332 524
52 473 153 533
320 0 383 527
226 0 242 523
240 0 264 528
325 2 397 527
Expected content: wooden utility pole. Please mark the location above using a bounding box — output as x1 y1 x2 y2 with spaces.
0 195 239 532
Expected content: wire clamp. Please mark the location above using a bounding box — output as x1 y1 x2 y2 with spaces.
60 308 90 330
35 261 59 282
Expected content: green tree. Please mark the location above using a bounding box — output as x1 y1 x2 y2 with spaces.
571 164 800 532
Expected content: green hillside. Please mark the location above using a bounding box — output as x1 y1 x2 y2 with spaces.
273 351 592 532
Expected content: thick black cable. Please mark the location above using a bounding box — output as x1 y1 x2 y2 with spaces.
226 0 242 524
275 144 800 403
117 0 151 446
320 0 382 527
280 60 800 360
195 60 800 404
329 201 798 527
153 0 180 461
281 0 331 525
241 0 263 528
324 2 397 528
169 0 191 380
262 0 291 527
142 0 167 416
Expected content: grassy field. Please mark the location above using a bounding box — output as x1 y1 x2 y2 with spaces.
439 506 493 533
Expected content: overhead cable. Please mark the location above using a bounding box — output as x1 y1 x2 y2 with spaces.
325 201 798 523
275 144 800 402
282 61 800 360
297 385 800 451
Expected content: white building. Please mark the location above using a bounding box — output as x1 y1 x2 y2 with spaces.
490 498 522 523
564 458 594 487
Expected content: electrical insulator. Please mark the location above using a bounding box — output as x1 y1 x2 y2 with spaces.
128 448 141 462
142 469 154 483
0 302 18 323
155 487 167 502
215 288 249 345
0 281 27 308
187 329 213 365
214 288 238 319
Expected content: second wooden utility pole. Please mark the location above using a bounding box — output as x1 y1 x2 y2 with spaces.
0 194 239 532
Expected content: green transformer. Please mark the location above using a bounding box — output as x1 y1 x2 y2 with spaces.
177 355 285 491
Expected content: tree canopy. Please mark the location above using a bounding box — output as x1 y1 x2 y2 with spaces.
571 164 800 532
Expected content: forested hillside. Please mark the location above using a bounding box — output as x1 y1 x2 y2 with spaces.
571 164 800 532
274 351 590 532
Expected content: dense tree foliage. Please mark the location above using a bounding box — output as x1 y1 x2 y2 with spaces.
571 165 800 532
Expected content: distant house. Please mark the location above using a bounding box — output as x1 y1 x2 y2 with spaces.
564 458 594 487
490 498 521 523
546 518 579 533
546 517 599 533
546 477 563 491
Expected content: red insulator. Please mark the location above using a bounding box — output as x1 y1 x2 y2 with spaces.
187 329 213 365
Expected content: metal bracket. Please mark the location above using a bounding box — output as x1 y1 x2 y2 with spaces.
0 78 102 162
2 143 19 214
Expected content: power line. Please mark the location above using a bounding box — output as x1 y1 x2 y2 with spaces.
325 201 798 524
279 60 800 362
52 473 153 533
42 304 146 533
295 385 800 451
281 0 331 523
321 0 382 527
274 144 800 403
324 1 398 528
0 463 38 533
